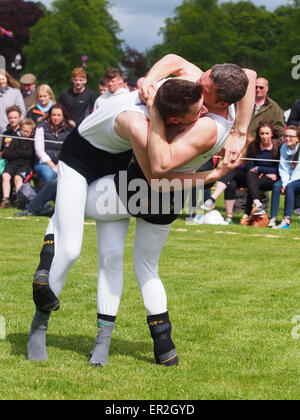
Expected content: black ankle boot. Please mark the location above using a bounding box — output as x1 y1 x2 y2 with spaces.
147 312 179 366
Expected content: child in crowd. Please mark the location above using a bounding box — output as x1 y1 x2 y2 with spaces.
269 126 300 229
27 84 56 123
0 118 35 208
4 105 22 136
0 106 23 179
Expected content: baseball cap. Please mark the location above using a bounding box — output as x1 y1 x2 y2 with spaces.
20 73 36 84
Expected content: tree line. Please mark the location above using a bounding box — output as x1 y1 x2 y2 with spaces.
0 0 299 109
147 0 300 110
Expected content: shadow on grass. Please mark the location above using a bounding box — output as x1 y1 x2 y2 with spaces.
7 333 154 364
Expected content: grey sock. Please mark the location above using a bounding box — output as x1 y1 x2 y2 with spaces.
28 309 50 361
89 320 115 367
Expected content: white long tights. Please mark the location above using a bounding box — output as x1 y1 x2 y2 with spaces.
46 162 170 316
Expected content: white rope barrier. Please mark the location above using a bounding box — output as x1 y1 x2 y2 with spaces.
0 133 61 144
214 155 300 165
1 134 299 165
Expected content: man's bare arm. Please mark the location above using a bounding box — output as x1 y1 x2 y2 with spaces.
115 111 236 192
140 54 202 101
235 69 257 135
147 100 217 176
223 69 257 163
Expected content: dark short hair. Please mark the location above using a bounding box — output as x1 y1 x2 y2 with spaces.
6 105 22 116
154 79 203 121
45 103 72 129
247 118 282 160
210 64 249 104
104 67 123 81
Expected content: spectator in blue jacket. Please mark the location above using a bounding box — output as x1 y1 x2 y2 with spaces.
269 126 300 229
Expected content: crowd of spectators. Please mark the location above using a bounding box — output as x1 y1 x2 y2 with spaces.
0 66 131 214
0 66 299 228
200 76 300 229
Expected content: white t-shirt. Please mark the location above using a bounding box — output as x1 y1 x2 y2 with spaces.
93 87 130 111
78 89 149 154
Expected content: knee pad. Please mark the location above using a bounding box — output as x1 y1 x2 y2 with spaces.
33 270 60 312
148 312 178 366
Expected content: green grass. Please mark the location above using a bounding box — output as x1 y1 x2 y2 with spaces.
1 198 300 400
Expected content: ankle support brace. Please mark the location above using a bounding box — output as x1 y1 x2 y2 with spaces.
33 270 60 312
36 234 55 272
147 312 178 366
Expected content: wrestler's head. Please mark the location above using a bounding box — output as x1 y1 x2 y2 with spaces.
154 78 205 125
199 64 249 111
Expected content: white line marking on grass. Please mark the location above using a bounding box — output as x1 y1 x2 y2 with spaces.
213 230 282 239
214 231 238 235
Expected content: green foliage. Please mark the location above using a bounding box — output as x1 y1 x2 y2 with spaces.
266 4 300 109
146 0 300 109
23 0 123 95
0 0 44 71
149 0 235 70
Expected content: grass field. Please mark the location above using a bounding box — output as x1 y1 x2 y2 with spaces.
1 199 300 400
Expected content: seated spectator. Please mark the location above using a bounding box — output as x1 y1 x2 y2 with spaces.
0 70 26 144
14 178 57 217
0 118 35 208
239 119 282 224
34 104 74 185
2 105 22 139
269 126 300 229
289 99 300 213
0 106 23 189
27 84 56 124
201 137 253 224
202 119 282 224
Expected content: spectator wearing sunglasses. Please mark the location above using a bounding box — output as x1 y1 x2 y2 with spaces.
247 77 285 141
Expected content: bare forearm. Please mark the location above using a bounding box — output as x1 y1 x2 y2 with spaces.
148 109 172 175
145 54 201 81
234 69 257 135
223 70 256 158
150 166 233 192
